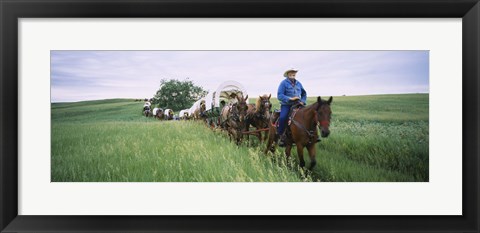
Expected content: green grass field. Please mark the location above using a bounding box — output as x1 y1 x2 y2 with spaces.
51 94 429 182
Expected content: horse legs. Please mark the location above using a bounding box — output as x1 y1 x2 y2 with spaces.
265 137 275 155
264 138 272 155
231 129 237 143
244 125 250 145
307 144 317 170
296 144 306 168
264 129 276 155
227 128 233 142
285 144 292 167
262 131 269 143
255 131 262 144
235 131 242 145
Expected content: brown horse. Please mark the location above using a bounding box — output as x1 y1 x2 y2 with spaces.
245 94 272 143
265 96 333 170
220 93 249 145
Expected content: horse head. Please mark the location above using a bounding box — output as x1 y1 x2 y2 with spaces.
316 96 333 138
220 105 232 126
235 93 248 122
256 94 272 120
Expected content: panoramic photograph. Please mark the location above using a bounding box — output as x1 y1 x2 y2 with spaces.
51 50 429 182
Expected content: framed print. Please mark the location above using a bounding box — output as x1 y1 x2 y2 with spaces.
1 0 479 232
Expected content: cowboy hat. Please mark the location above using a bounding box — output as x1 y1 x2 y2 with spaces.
283 68 299 77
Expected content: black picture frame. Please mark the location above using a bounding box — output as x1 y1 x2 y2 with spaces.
1 0 479 232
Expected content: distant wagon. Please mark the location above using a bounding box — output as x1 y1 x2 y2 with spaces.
143 101 152 117
164 109 174 120
189 98 206 120
179 109 190 120
153 107 164 120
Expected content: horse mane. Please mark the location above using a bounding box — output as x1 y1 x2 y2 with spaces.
255 94 270 112
309 101 320 110
255 98 261 111
246 103 256 117
296 101 319 117
302 97 331 115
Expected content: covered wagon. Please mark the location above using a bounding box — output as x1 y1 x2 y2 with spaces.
202 80 248 128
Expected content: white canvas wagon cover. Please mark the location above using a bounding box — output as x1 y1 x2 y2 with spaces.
205 80 248 111
179 109 189 117
189 98 205 114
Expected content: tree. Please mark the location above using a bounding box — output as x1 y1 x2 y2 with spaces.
152 78 208 112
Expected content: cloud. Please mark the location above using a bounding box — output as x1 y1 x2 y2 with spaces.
51 50 429 102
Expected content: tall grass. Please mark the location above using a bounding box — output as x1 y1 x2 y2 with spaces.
51 94 429 182
52 121 304 182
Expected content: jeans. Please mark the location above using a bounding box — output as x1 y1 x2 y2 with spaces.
277 105 291 135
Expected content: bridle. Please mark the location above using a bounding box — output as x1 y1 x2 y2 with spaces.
230 102 247 122
315 103 330 127
256 99 271 120
230 103 240 121
290 102 330 144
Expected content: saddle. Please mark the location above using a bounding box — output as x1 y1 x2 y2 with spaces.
272 102 304 128
287 102 304 126
272 102 309 145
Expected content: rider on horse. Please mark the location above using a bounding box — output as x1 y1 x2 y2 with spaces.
277 68 307 147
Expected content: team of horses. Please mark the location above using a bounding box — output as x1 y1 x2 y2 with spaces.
219 93 272 145
216 93 333 170
141 95 333 170
219 93 250 145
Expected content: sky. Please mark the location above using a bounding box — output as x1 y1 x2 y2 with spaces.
51 50 429 103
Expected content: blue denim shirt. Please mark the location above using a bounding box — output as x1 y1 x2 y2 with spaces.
277 78 307 106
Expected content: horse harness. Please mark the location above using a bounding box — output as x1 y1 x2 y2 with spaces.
248 100 270 120
228 103 241 122
225 103 246 134
287 104 321 145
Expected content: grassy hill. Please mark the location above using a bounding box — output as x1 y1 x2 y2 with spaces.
51 94 429 182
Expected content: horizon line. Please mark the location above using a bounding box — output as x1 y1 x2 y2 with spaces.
51 92 429 104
